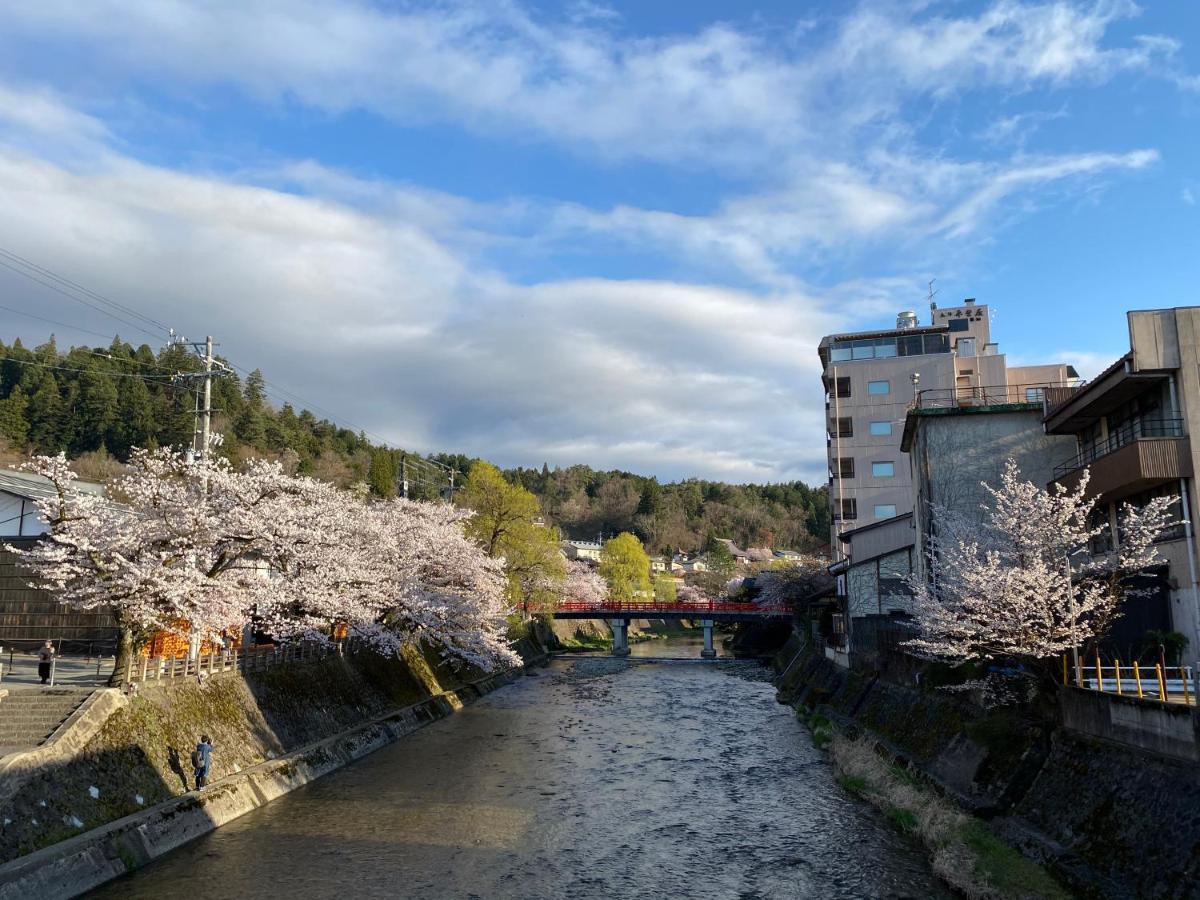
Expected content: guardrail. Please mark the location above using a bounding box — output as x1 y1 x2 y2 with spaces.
1066 654 1196 706
554 601 793 616
118 639 358 685
913 382 1065 411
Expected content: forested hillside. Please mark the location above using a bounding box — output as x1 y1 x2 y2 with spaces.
0 335 828 552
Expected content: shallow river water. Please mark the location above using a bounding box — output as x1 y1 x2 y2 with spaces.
91 642 948 899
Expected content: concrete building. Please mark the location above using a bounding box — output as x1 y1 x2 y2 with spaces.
901 393 1077 582
1042 307 1200 657
818 298 1077 553
562 539 602 563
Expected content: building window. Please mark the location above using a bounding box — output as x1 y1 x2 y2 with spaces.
874 504 897 519
1024 387 1045 403
831 416 853 438
832 457 854 479
869 421 892 436
834 377 851 398
833 498 857 521
868 380 890 395
872 461 895 477
948 318 969 332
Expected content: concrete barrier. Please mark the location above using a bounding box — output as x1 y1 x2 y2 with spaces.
0 667 530 900
1058 685 1199 763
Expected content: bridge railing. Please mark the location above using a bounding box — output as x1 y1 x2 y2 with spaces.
554 600 793 616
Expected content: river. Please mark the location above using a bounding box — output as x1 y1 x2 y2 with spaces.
90 640 948 899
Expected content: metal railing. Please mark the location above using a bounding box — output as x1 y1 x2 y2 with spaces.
1053 417 1185 478
117 639 358 685
913 383 1065 411
1066 654 1196 706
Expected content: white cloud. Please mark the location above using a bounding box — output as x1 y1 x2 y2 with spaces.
0 141 846 482
0 0 1182 168
1184 186 1196 206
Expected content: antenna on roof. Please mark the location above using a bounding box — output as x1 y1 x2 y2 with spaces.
927 279 938 324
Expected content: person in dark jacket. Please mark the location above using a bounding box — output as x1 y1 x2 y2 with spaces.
192 735 214 790
37 640 54 685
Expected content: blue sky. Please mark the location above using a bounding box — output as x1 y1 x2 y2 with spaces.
0 1 1195 483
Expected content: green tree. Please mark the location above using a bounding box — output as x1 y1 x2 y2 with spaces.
458 461 564 613
653 573 677 603
600 532 651 601
110 375 155 457
706 540 737 578
637 479 662 516
27 374 64 452
368 448 397 498
74 367 118 453
0 384 29 446
243 368 267 408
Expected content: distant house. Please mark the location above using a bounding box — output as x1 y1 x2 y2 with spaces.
562 539 603 563
0 469 106 538
680 557 709 574
649 556 669 573
0 469 117 652
714 538 752 565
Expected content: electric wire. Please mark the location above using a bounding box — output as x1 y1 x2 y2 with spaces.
0 246 171 335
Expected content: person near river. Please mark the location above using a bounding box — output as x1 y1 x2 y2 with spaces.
191 734 214 790
37 640 54 685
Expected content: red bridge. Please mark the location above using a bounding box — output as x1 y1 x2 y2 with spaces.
550 600 793 658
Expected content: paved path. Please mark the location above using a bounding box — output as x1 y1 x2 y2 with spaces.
0 653 115 689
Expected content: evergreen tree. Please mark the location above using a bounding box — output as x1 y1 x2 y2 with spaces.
28 374 64 452
0 384 29 446
74 367 119 453
244 368 266 408
110 375 155 457
367 448 397 498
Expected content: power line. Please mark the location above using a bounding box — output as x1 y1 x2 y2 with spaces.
0 304 122 343
0 356 172 382
0 256 167 342
0 245 171 334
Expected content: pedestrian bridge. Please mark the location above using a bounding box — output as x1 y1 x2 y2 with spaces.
551 601 792 658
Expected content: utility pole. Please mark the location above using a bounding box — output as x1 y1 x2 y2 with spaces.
400 453 409 499
200 335 214 459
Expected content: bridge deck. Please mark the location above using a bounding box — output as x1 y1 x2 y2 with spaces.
551 601 792 622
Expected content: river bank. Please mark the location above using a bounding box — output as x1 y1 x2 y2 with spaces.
774 633 1200 899
79 644 948 899
0 632 551 898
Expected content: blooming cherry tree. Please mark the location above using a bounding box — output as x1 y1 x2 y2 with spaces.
12 449 519 677
906 459 1177 664
561 560 608 606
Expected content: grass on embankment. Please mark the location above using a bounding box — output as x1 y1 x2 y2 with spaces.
798 712 1068 900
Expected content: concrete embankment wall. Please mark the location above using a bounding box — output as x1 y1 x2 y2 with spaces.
774 634 1200 899
0 635 548 899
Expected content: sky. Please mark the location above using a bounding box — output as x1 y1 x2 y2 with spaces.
0 1 1195 485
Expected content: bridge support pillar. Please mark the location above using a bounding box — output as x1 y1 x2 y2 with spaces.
609 619 631 657
700 620 716 659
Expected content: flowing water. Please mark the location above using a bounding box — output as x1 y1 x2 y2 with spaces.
90 640 948 899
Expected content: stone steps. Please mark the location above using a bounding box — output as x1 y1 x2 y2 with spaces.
0 690 93 751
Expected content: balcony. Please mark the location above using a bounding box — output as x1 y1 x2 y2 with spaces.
1052 418 1192 501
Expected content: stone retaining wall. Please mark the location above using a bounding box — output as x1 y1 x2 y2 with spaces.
0 666 535 900
776 637 1200 898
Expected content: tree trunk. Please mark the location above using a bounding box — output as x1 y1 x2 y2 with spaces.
108 614 136 687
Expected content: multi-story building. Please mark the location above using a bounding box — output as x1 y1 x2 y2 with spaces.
818 298 1077 553
1042 307 1200 656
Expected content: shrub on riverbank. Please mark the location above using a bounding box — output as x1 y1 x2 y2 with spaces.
829 734 1067 900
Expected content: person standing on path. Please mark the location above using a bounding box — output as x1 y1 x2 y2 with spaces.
192 734 214 790
37 640 54 685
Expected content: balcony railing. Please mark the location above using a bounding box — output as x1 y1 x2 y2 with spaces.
1053 417 1185 478
913 383 1063 411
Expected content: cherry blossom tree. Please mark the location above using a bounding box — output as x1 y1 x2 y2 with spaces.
754 555 832 610
560 560 608 606
11 449 518 678
906 459 1177 666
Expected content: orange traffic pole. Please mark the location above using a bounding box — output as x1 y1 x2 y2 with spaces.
1133 661 1144 698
